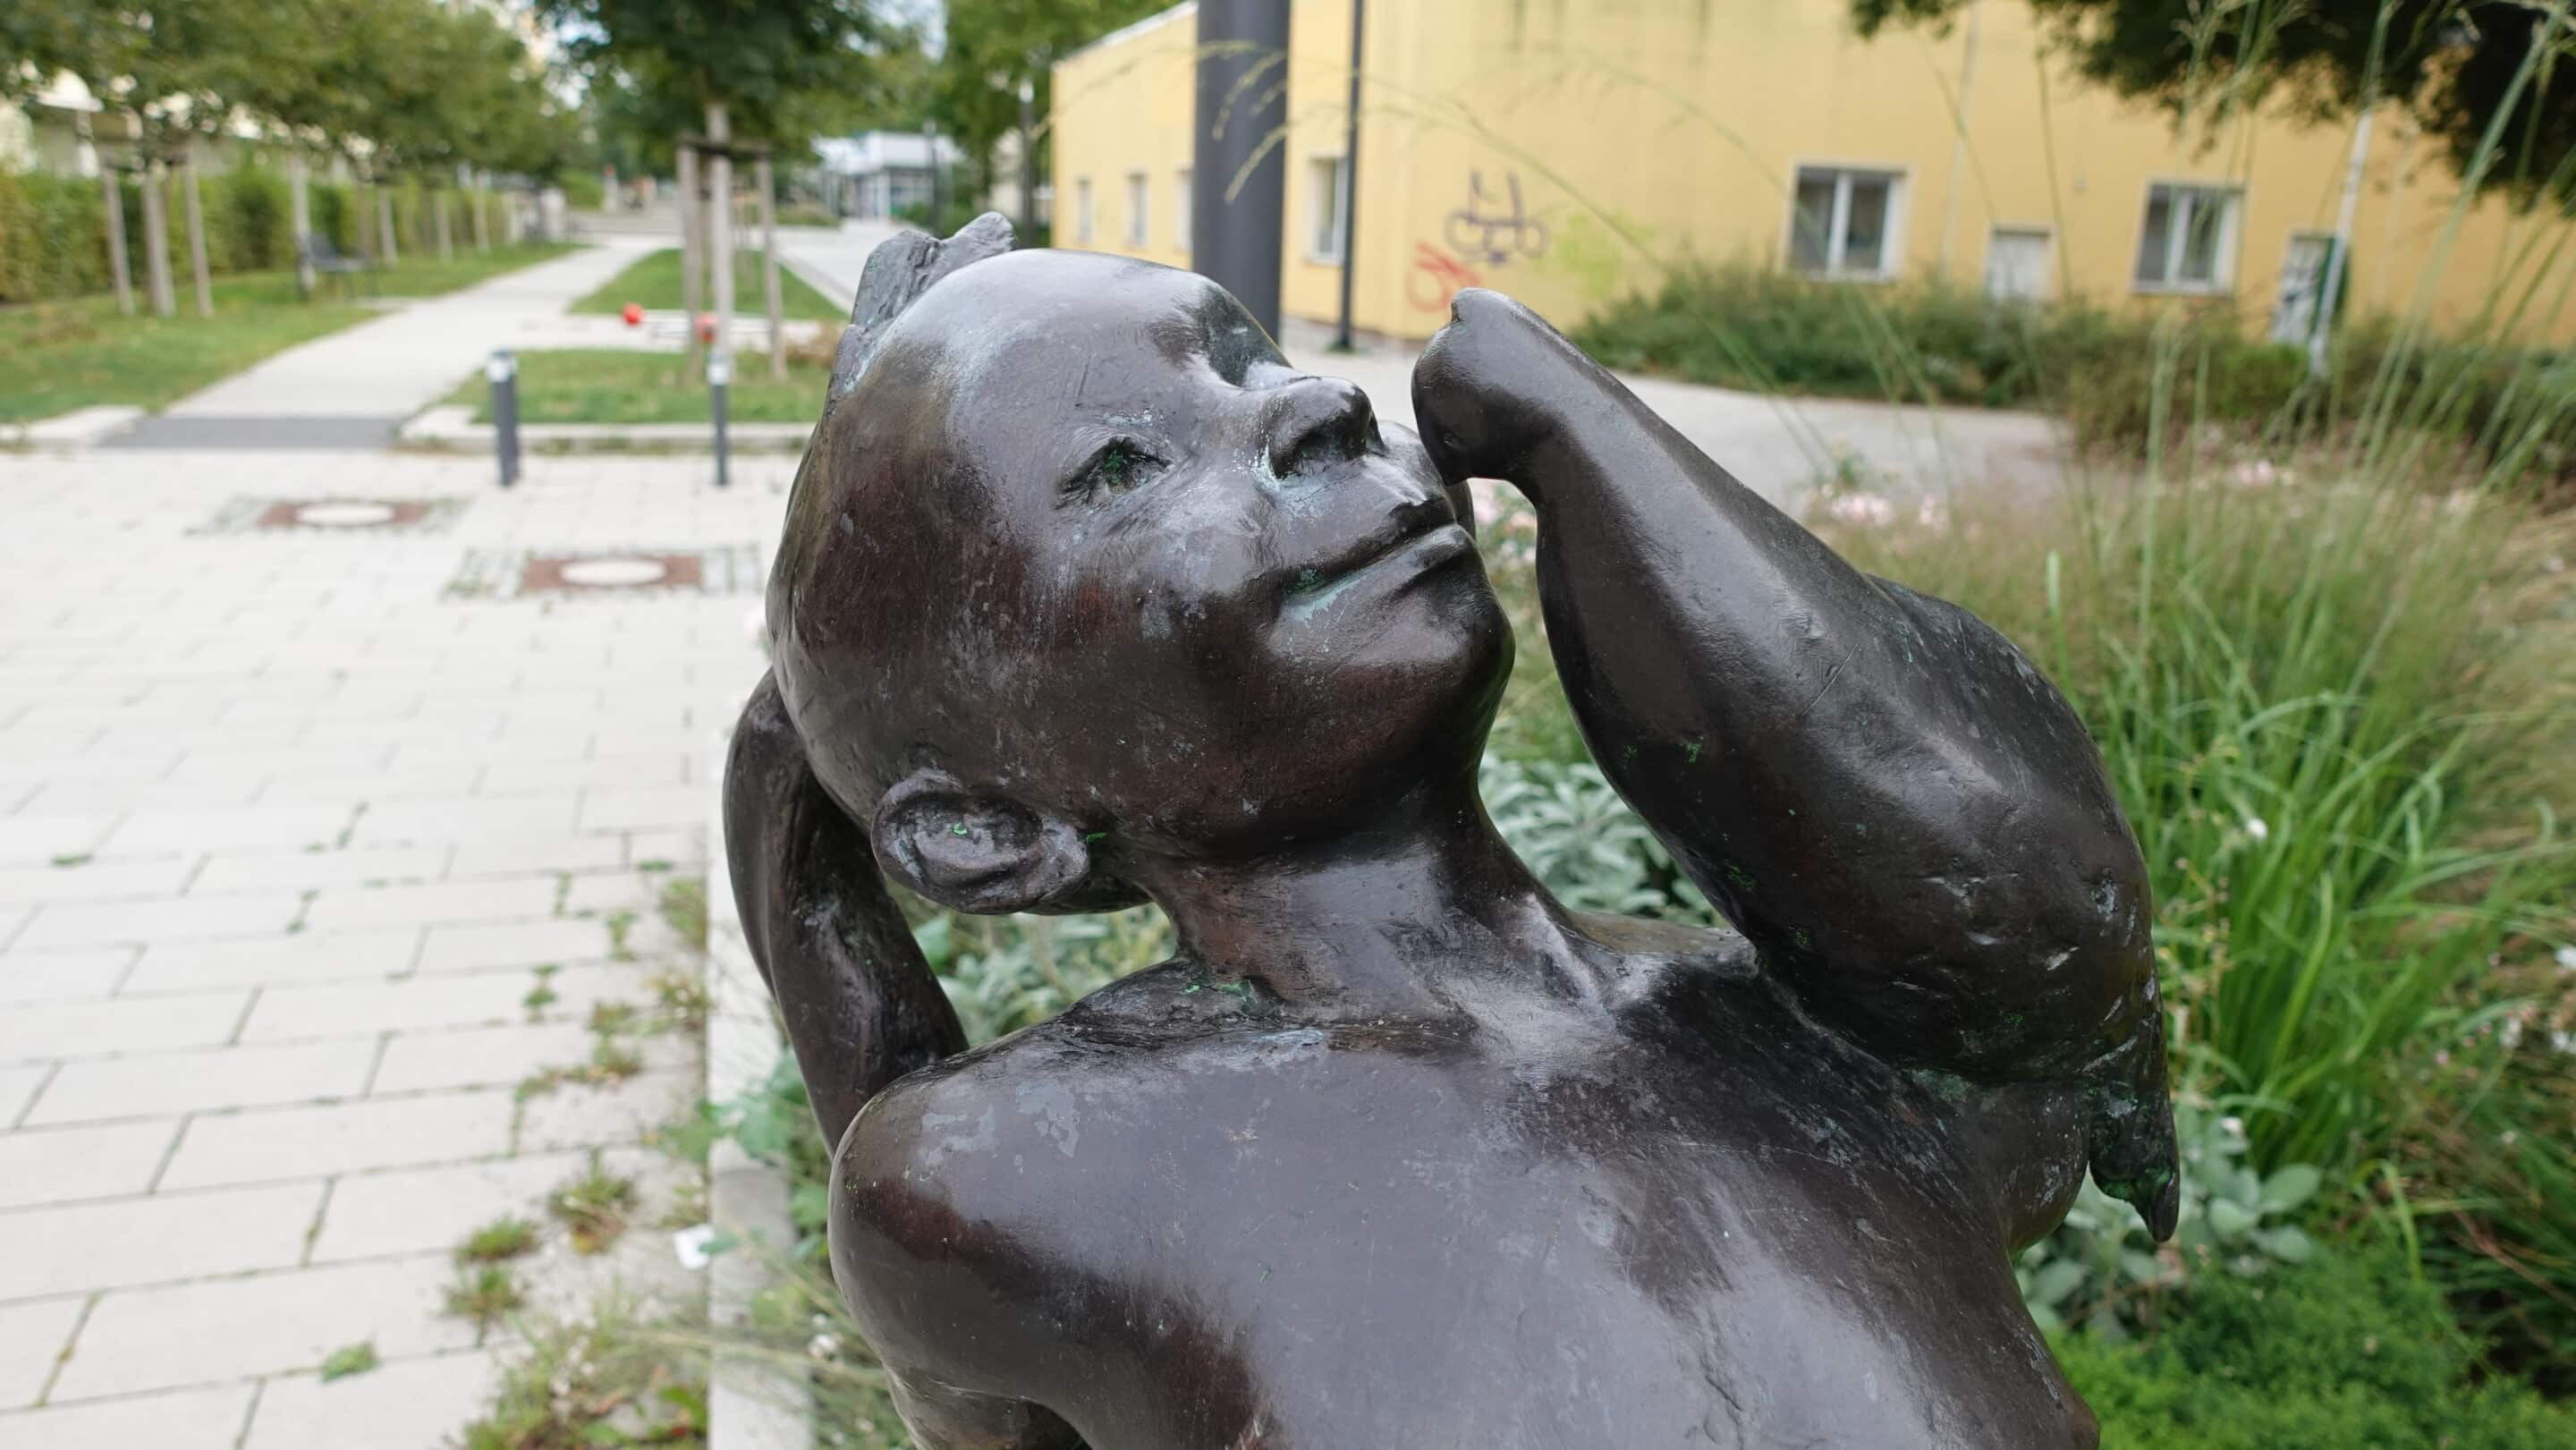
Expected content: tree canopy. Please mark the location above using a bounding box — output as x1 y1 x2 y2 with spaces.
1853 0 2576 200
536 0 901 144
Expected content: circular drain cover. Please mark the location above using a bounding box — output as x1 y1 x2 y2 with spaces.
293 501 399 528
557 556 673 588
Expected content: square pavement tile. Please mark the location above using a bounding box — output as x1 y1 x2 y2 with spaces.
47 1256 474 1402
0 1183 324 1300
0 1382 254 1450
159 1090 518 1191
24 1039 380 1127
0 1120 181 1209
242 1351 499 1450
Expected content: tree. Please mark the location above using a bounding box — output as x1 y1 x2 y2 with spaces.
928 0 1172 234
1853 1 2576 201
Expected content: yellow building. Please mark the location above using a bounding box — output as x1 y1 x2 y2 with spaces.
1052 0 2576 345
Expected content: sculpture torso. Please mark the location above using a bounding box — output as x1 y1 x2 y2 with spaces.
836 918 2097 1449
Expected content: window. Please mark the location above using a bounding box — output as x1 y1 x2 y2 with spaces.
1788 166 1902 279
1985 226 2052 301
1075 177 1094 243
1174 167 1192 250
1125 171 1148 247
2134 183 2239 292
1308 156 1349 262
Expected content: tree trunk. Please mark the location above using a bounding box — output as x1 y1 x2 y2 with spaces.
377 184 399 265
291 154 316 299
140 159 176 318
678 142 702 374
182 146 214 318
100 164 135 317
434 188 453 261
708 102 734 364
1018 81 1039 237
471 174 491 251
758 155 784 380
357 179 377 259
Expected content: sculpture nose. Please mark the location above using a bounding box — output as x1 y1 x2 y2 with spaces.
1262 377 1377 479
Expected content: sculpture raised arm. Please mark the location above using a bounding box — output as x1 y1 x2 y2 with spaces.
1413 288 2177 1235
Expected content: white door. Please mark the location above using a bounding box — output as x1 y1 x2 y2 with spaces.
2273 233 2334 343
1985 227 2051 301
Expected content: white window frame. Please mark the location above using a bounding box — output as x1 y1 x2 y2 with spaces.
1174 167 1192 250
1984 224 2055 302
1124 170 1148 247
1074 176 1094 244
1307 154 1350 264
2132 181 2241 295
1783 163 1909 282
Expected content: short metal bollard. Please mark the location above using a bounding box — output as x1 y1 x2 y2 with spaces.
708 349 732 489
487 349 521 488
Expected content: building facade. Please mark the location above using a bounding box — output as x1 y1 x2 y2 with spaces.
1052 0 2576 344
814 131 967 221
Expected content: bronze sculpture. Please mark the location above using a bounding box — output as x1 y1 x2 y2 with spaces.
725 214 2177 1448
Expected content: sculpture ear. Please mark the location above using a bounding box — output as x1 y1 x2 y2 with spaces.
872 771 1093 916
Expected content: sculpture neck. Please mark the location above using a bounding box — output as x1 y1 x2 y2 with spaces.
1132 775 1603 1013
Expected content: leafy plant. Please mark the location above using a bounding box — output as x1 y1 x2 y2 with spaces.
550 1154 640 1256
2021 1103 2324 1337
455 1216 540 1265
1479 756 1708 918
319 1340 380 1381
445 1264 527 1331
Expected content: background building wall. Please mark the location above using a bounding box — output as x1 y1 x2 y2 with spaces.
1055 0 2576 344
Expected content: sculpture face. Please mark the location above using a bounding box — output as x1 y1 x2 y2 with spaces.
771 250 1510 861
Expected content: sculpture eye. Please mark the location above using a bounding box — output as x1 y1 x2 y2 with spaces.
1071 439 1163 503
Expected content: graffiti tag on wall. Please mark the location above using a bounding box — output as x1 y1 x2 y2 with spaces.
1411 171 1550 313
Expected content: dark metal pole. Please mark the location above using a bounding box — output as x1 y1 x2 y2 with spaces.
1193 0 1289 336
488 349 520 488
1335 0 1365 351
709 348 732 489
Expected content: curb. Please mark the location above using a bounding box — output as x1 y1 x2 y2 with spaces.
704 725 817 1450
401 406 813 455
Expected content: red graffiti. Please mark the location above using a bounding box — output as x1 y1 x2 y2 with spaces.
1407 242 1484 313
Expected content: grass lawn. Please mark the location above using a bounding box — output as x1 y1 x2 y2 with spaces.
0 243 578 425
445 348 830 425
570 248 845 323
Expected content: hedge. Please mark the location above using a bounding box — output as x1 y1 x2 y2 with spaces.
0 163 510 306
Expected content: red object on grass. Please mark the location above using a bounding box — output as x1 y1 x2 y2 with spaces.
620 301 643 326
695 312 719 343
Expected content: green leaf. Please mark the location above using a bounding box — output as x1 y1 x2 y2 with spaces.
2029 1258 2087 1308
2207 1198 2259 1238
2259 1225 2317 1264
2258 1165 2323 1214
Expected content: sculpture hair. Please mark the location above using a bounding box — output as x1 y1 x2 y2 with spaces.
825 211 1019 410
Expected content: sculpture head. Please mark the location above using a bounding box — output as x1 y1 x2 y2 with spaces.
769 217 1510 916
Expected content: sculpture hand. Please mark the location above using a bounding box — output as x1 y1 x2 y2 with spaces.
1411 288 1588 496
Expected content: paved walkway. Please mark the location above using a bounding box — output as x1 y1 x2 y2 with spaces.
0 448 788 1447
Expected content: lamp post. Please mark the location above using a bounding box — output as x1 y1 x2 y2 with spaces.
1192 0 1290 336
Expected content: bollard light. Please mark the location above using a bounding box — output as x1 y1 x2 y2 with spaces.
708 349 732 490
487 349 521 489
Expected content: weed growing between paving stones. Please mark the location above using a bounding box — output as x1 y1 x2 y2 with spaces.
453 1300 708 1450
552 1153 640 1255
457 1217 541 1265
523 964 562 1017
446 1264 528 1332
606 911 639 962
319 1340 380 1382
657 877 709 954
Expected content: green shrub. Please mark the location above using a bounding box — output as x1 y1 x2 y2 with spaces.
2058 1242 2576 1448
557 170 605 211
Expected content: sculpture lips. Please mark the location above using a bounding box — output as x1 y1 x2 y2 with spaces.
1276 496 1462 609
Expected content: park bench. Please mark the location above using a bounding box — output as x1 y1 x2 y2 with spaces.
300 234 376 299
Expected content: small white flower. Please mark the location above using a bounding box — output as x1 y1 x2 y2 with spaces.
1915 495 1951 532
2219 1115 2245 1138
2555 945 2576 972
2243 817 2269 843
2543 555 2566 574
2502 1018 2523 1051
1826 492 1897 527
2549 1030 2572 1056
807 1333 841 1361
2227 460 2278 489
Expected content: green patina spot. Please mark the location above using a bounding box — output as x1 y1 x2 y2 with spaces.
949 822 971 836
1791 927 1811 950
1724 862 1756 891
1083 830 1109 844
1682 739 1702 764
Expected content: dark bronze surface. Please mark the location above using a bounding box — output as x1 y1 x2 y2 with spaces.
725 215 2177 1449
